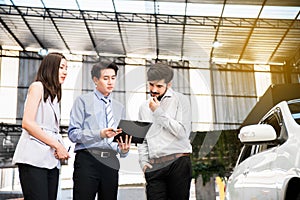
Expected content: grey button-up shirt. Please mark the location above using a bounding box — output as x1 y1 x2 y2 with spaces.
138 88 192 168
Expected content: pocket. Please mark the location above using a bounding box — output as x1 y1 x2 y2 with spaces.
144 170 153 180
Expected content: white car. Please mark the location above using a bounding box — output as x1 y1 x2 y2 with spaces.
225 99 300 200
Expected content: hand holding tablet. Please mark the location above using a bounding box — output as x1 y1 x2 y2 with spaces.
113 120 152 144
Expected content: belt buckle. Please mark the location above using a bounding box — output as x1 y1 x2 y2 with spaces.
101 151 110 158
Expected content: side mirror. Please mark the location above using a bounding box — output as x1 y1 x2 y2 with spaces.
238 124 277 144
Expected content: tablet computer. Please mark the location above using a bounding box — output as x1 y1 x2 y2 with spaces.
113 120 152 144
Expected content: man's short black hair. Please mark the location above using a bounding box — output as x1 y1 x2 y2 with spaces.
91 61 119 79
147 63 174 84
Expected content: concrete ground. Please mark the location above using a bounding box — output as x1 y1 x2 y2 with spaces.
0 145 196 200
58 145 196 200
60 183 195 200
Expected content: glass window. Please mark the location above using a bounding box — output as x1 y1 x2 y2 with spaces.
262 110 282 137
288 99 300 125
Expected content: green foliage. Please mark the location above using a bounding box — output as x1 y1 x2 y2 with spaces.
190 130 242 185
192 160 225 186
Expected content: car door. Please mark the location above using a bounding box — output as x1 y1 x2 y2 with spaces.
226 144 258 199
241 110 283 199
241 146 278 199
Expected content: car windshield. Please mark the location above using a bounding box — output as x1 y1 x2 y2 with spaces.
288 99 300 125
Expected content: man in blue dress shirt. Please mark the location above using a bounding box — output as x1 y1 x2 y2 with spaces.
68 61 132 200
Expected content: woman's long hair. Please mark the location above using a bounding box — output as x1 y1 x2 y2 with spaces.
35 52 66 103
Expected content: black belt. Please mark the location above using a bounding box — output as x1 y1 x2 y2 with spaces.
78 148 117 158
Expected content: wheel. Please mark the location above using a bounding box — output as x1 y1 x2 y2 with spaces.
296 192 300 200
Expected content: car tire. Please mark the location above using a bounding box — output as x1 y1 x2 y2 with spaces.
285 179 300 200
296 192 300 200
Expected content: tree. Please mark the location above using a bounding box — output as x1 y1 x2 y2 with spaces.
190 130 242 200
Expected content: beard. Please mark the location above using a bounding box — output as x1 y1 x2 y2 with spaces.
150 88 167 101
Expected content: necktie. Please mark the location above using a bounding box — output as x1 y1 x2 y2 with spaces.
101 97 115 143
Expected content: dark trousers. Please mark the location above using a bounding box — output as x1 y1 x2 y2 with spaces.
18 163 59 200
145 156 192 200
73 150 119 200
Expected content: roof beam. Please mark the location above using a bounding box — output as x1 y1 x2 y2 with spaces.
111 0 126 55
210 0 226 62
75 0 100 57
9 0 46 50
1 5 299 29
154 0 159 61
268 10 300 63
0 16 25 50
180 0 188 60
237 0 267 63
40 0 72 54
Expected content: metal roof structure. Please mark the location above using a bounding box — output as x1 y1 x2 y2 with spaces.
0 0 300 65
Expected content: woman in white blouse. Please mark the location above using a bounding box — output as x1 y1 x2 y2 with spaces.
12 52 70 200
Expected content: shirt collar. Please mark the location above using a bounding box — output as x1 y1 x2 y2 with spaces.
164 87 173 98
94 89 112 101
159 87 174 101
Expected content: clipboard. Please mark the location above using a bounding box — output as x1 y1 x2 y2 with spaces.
113 120 152 144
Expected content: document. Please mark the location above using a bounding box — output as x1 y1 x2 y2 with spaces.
113 120 152 144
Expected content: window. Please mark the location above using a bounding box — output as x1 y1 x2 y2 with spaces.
288 100 300 125
237 108 286 165
261 108 287 144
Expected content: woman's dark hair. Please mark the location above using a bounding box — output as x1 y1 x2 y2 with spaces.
147 63 174 84
35 52 66 103
91 61 119 79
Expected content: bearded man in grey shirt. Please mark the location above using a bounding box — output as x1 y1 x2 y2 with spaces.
138 63 192 200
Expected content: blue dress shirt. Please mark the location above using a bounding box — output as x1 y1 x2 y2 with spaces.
68 89 126 156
